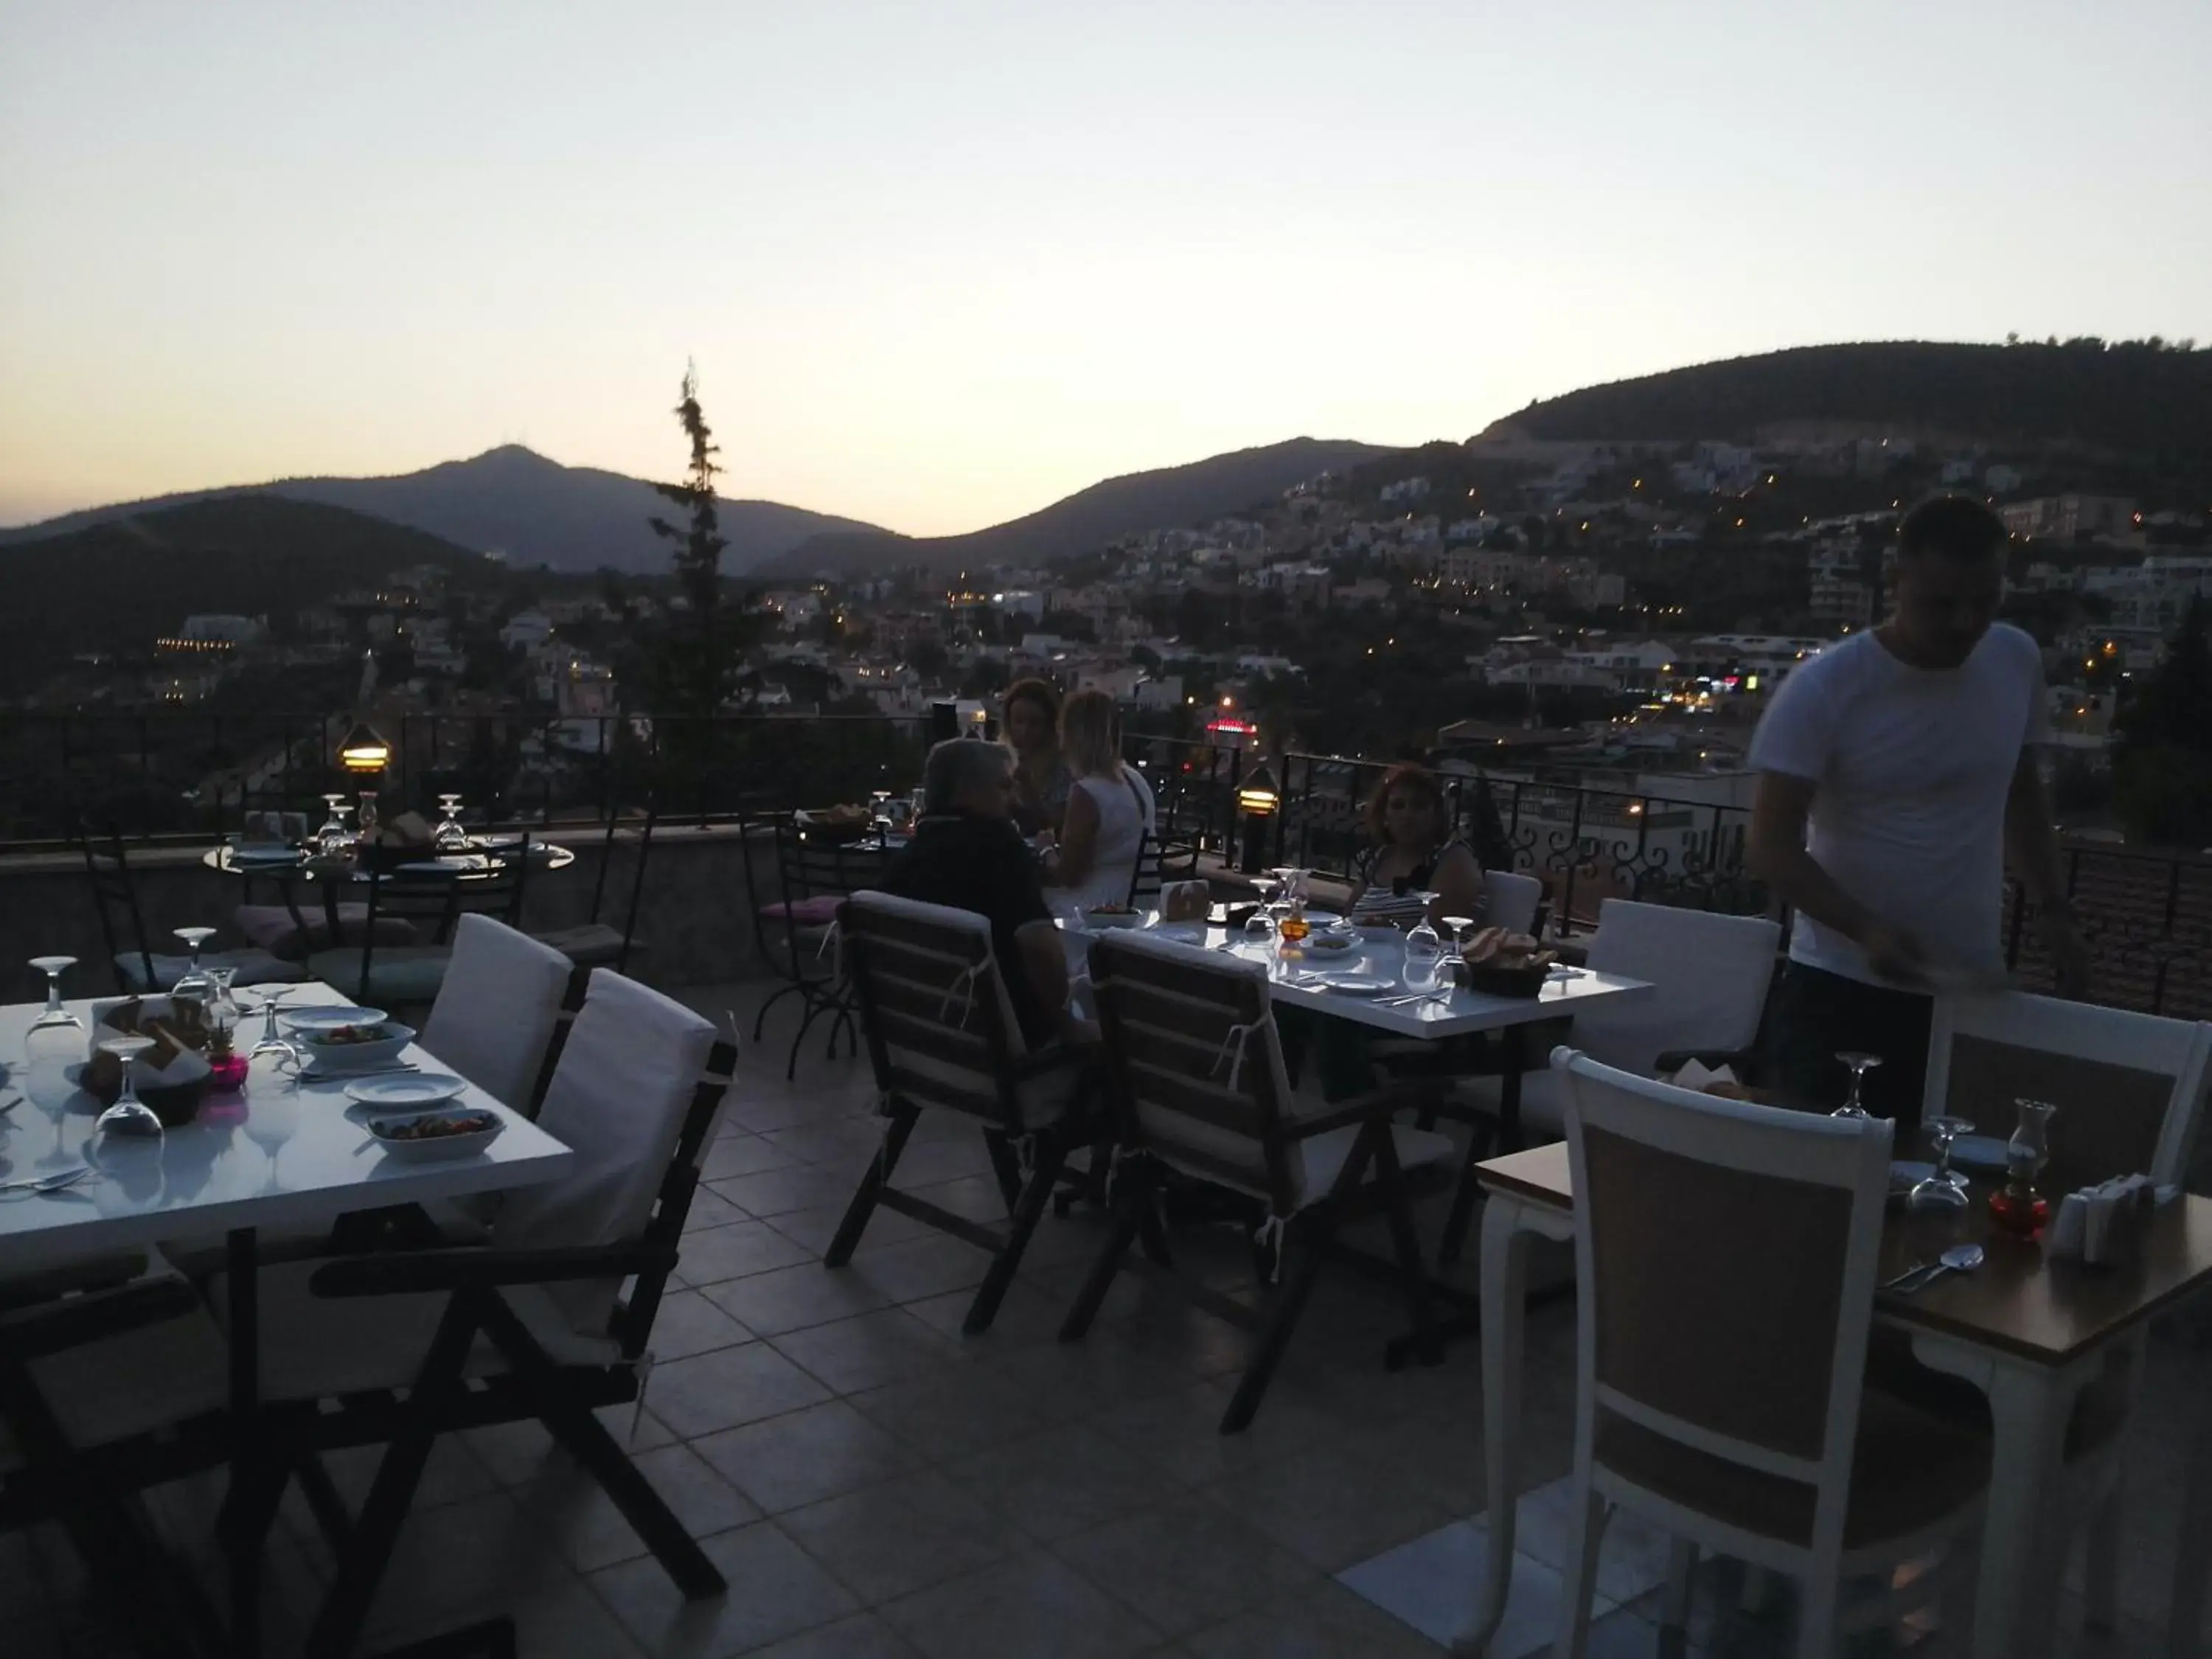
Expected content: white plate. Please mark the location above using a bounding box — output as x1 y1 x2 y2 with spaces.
285 1006 387 1034
1303 933 1356 955
1890 1160 1937 1187
1315 975 1394 996
397 855 491 874
346 1071 467 1109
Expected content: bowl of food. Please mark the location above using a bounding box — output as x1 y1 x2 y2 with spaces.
1306 932 1354 954
365 1107 504 1162
296 1020 415 1071
1085 904 1145 930
284 1006 388 1036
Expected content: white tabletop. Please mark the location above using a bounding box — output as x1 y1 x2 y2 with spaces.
0 984 573 1273
1062 919 1652 1039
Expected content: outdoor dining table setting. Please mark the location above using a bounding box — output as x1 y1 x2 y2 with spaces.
0 972 574 1656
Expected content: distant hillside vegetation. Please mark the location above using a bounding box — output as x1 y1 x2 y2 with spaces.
768 437 1398 577
1 445 886 577
1479 340 2212 460
0 498 482 698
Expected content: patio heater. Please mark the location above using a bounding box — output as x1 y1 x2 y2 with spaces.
1237 761 1280 875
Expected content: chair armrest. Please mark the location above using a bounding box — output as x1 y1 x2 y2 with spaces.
0 1275 202 1359
307 1242 675 1298
1653 1046 1759 1078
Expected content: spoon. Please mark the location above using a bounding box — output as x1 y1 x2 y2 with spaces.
1899 1243 1984 1293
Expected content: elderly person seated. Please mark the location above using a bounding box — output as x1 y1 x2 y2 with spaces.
880 737 1074 1043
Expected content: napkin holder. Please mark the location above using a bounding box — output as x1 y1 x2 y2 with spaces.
2048 1174 2161 1268
358 811 439 872
1666 1059 1753 1101
85 997 214 1127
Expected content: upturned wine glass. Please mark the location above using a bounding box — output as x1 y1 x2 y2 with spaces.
170 928 218 1006
28 956 82 1031
434 793 470 852
1910 1115 1975 1210
1832 1051 1882 1120
94 1034 164 1137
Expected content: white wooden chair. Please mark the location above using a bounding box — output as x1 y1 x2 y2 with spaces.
1481 868 1544 936
1550 1050 1989 1659
1455 898 1782 1141
420 912 579 1116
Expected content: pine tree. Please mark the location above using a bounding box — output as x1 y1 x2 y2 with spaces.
648 366 731 714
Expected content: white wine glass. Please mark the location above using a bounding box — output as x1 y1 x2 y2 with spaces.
94 1034 164 1137
1833 1051 1882 1120
170 928 218 1006
1910 1115 1975 1211
28 956 82 1031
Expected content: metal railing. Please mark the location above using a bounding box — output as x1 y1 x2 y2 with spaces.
0 708 2199 1018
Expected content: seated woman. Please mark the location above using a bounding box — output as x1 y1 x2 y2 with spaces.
1042 689 1156 912
1346 763 1486 931
1001 678 1072 838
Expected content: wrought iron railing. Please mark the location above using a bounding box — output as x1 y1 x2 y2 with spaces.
0 709 2197 1018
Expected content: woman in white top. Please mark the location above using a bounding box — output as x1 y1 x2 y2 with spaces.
1043 689 1156 912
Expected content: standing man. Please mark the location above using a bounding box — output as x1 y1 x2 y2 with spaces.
1747 495 2089 1127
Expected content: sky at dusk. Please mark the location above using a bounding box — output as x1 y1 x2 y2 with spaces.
2 1 2207 536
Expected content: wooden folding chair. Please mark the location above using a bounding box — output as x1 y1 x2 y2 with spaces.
1062 930 1455 1433
827 891 1101 1335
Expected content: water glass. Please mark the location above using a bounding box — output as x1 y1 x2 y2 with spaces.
1909 1115 1975 1210
1403 921 1445 992
170 927 218 1006
1832 1051 1882 1120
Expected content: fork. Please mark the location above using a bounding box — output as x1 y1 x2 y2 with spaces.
0 1166 94 1196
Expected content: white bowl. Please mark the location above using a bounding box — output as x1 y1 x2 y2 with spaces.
284 1006 388 1034
1085 909 1146 930
296 1020 415 1071
365 1107 504 1161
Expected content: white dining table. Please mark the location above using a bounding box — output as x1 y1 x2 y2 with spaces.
0 982 573 1274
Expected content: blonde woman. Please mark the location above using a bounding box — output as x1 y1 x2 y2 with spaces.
1042 689 1156 911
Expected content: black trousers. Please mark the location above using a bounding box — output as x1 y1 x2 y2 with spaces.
1761 961 1933 1144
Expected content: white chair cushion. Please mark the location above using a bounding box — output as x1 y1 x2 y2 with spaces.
210 1260 622 1401
1295 1122 1456 1207
17 1278 231 1450
497 969 717 1331
420 914 575 1112
1453 1068 1569 1141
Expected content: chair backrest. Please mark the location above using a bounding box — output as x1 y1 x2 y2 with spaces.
585 804 660 970
77 822 154 992
1557 1048 1893 1562
1924 992 2212 1192
841 891 1038 1127
495 968 723 1335
1481 869 1544 936
418 914 577 1113
1579 899 1781 1074
1088 930 1307 1214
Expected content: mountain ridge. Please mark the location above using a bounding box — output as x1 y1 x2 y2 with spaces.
763 437 1399 577
0 445 885 577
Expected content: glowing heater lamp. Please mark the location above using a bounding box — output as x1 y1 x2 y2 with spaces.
1237 762 1280 875
338 722 392 774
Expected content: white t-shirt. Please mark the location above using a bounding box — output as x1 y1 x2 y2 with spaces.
1747 624 2048 987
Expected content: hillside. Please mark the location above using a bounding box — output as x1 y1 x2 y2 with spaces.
1 445 886 576
1476 339 2212 460
0 498 485 699
767 437 1397 577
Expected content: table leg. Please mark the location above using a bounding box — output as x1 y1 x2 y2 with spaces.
2171 1394 2212 1659
1440 1026 1525 1265
1450 1194 1534 1657
1955 1350 2070 1659
226 1225 264 1659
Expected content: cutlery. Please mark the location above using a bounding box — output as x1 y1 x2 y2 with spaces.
1880 1259 1931 1290
1886 1242 1984 1294
298 1062 420 1084
0 1166 94 1195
